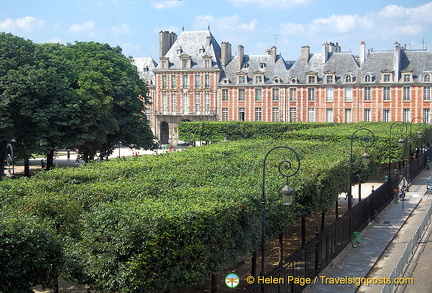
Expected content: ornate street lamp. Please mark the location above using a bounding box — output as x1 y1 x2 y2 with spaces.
261 146 300 276
348 128 375 210
407 117 426 191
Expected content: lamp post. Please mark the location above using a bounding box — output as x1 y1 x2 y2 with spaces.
261 146 300 276
407 117 426 191
388 121 408 179
5 143 14 176
348 128 374 210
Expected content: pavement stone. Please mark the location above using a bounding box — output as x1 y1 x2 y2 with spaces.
305 167 432 293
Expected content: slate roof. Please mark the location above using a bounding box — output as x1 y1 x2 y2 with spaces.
287 52 360 84
157 31 222 70
132 57 157 85
222 53 292 85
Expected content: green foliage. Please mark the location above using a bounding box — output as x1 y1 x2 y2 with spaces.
0 135 381 292
0 216 63 293
178 121 329 142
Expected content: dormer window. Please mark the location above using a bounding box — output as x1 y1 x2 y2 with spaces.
255 75 263 83
243 63 249 69
199 47 205 54
180 55 191 69
260 63 266 69
203 57 212 68
273 77 281 83
423 73 431 82
162 60 168 69
307 71 318 84
364 74 374 83
143 66 149 72
291 78 297 84
381 70 393 82
238 75 247 84
176 47 183 54
402 71 413 82
344 74 355 83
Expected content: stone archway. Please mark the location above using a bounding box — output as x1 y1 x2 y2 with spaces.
160 122 169 144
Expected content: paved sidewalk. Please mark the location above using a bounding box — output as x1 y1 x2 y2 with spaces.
305 167 432 293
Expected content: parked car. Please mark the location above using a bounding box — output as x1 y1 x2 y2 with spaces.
177 140 191 146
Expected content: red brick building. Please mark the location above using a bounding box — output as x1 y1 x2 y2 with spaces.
134 30 432 145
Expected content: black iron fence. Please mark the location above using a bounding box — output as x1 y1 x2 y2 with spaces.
247 148 431 293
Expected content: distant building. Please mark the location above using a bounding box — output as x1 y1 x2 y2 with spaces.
135 30 432 145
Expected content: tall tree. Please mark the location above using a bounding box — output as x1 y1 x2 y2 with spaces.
0 33 36 177
66 42 153 161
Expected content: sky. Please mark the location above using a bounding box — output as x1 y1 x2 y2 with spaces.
1 0 432 61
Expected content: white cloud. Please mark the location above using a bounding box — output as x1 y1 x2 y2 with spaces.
0 16 44 34
195 14 257 32
228 0 310 9
151 0 184 9
109 23 131 35
68 21 95 37
310 14 372 34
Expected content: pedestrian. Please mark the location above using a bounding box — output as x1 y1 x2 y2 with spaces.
41 159 45 169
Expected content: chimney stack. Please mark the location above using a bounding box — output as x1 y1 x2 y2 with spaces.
301 45 310 63
238 45 244 70
206 35 211 46
322 42 329 64
159 31 177 58
221 42 232 67
394 41 401 82
271 46 277 63
360 41 366 65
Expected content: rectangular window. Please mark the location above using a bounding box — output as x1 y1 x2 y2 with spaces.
182 75 189 88
205 75 210 88
194 75 201 88
171 75 177 89
181 59 188 69
403 74 410 82
326 87 334 102
255 107 262 121
162 75 167 89
307 108 315 122
308 75 316 83
171 93 177 114
289 107 297 122
403 86 411 101
308 88 315 101
364 109 371 122
364 87 371 101
345 109 352 123
326 75 334 84
272 88 280 101
424 109 430 124
162 93 168 113
239 107 245 121
222 89 229 101
255 75 263 83
289 88 297 101
195 93 201 114
345 87 353 102
272 107 280 122
424 86 431 101
326 109 334 122
384 74 391 82
222 108 229 121
238 88 245 101
204 93 210 114
255 88 262 102
239 75 246 84
182 93 189 114
403 109 411 122
383 109 390 122
383 87 391 101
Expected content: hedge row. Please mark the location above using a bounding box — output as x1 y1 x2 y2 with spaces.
1 137 379 292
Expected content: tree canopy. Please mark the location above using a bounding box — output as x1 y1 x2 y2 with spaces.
0 33 154 176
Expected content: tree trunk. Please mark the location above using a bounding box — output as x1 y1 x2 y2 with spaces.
24 158 30 177
47 149 55 170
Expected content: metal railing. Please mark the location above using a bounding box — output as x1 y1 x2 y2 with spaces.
247 148 431 293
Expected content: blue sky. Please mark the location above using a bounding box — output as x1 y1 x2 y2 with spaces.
1 0 431 60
